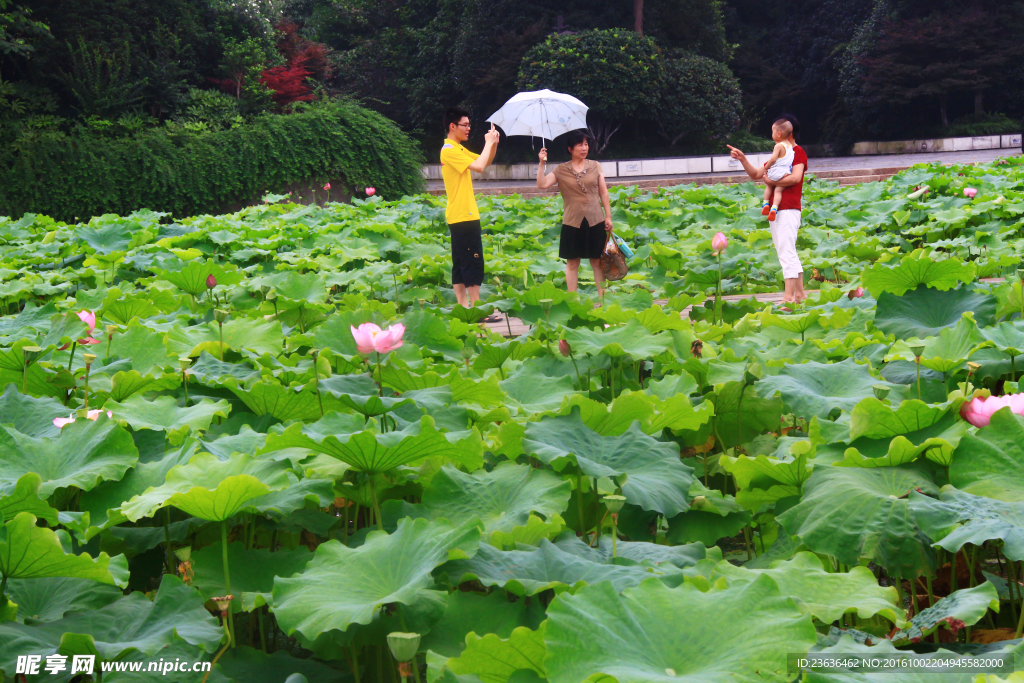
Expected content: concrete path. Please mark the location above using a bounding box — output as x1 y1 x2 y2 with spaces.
428 147 1018 197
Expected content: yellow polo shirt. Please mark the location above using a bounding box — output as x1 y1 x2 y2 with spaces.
440 139 480 224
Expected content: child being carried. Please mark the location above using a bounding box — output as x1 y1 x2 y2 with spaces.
761 119 795 222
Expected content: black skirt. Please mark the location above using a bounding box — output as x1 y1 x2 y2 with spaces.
558 217 607 260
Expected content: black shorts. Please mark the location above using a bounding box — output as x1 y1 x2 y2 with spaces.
448 220 484 287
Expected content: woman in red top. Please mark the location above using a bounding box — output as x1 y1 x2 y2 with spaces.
727 114 807 303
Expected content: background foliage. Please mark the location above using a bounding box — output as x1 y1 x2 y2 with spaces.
0 98 424 221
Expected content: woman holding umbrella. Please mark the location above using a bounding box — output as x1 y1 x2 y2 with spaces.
536 129 613 295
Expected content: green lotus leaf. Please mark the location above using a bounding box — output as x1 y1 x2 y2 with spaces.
267 415 483 475
712 551 903 625
885 318 987 374
980 321 1024 366
0 512 128 586
106 322 177 375
419 591 545 658
500 363 577 414
839 398 969 467
0 473 58 526
544 576 817 683
758 359 905 420
778 464 939 578
552 388 713 438
0 575 223 673
581 536 714 569
949 408 1024 502
106 395 230 445
99 293 160 326
258 271 327 304
167 318 285 358
157 258 242 297
711 380 784 449
440 538 678 596
272 517 481 640
761 309 822 337
191 542 313 611
562 318 673 360
392 462 570 540
873 285 995 339
0 385 69 438
99 369 175 403
861 251 976 298
209 647 352 683
226 379 330 422
78 437 199 535
910 486 1024 560
0 416 138 497
401 310 464 361
447 626 546 683
77 220 133 254
889 582 999 645
317 373 417 417
189 351 262 386
118 452 295 522
720 448 813 492
472 338 542 374
6 577 123 623
666 488 752 547
523 408 694 516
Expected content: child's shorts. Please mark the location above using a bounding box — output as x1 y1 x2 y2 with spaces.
766 164 791 182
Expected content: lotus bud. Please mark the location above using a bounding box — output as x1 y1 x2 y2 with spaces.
603 494 626 513
460 345 475 361
214 309 229 324
266 289 278 301
366 187 376 197
82 353 96 367
179 356 192 372
690 495 707 509
387 632 421 663
711 232 728 254
206 274 217 290
872 384 890 400
324 182 331 191
615 473 629 488
260 285 272 296
22 345 42 365
909 344 925 359
848 286 864 300
558 339 571 357
964 187 977 198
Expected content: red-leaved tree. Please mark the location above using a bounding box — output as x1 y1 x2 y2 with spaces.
256 22 334 107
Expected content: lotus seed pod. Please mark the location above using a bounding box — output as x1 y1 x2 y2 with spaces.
872 384 890 400
538 298 553 312
387 632 421 663
909 345 925 358
214 309 229 324
967 362 981 373
603 494 626 513
179 356 192 372
266 289 278 301
174 546 192 562
83 353 97 366
22 345 42 364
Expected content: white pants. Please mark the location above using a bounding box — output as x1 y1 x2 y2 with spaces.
771 209 803 279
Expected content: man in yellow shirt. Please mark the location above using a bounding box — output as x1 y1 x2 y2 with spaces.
441 106 500 310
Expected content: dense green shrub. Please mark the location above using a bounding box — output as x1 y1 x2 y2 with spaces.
517 30 666 153
655 51 742 146
0 98 425 221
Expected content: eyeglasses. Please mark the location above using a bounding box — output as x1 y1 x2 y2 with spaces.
455 122 471 129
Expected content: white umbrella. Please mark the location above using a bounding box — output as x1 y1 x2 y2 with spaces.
486 89 588 144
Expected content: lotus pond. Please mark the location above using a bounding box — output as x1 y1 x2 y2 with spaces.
3 158 1024 682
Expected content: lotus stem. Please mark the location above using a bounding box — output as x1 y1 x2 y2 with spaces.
893 575 906 614
576 469 587 538
611 513 618 558
350 646 361 683
715 252 722 325
369 475 383 531
221 521 234 647
569 351 582 390
257 607 268 653
375 352 383 397
916 357 922 401
1018 563 1024 639
164 508 172 574
67 341 77 370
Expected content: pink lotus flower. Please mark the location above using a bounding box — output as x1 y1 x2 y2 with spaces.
324 182 331 191
206 274 217 289
964 187 977 198
848 287 864 300
53 409 113 429
78 310 96 332
960 394 1024 428
350 323 405 355
558 340 571 357
711 232 728 254
365 187 376 196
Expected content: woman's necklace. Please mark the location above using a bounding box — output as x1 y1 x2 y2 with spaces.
569 159 588 193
